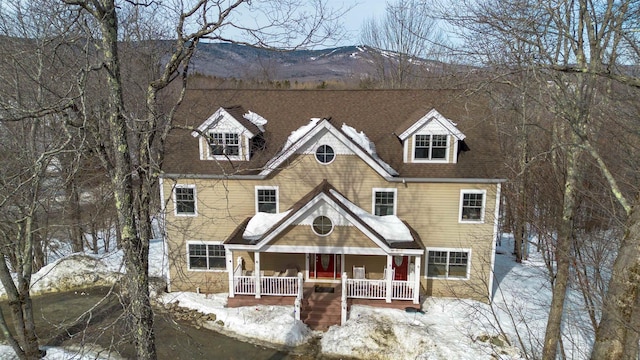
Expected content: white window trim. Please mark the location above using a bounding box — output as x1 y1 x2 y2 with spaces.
255 186 280 214
459 189 487 223
186 241 227 272
173 184 197 217
371 188 398 216
410 134 450 163
312 215 334 237
205 131 244 161
315 144 336 165
425 247 472 280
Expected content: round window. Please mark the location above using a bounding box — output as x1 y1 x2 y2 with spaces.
315 145 335 164
312 216 333 236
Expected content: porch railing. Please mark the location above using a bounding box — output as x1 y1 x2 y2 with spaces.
344 278 413 301
391 280 413 300
261 276 299 296
234 276 255 295
233 275 299 296
346 279 387 299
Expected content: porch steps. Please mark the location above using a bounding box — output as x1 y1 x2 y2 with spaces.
226 295 294 308
300 289 342 331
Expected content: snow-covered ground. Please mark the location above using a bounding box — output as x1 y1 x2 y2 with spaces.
0 232 593 359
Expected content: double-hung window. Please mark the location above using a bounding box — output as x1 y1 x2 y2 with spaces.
427 249 470 279
256 186 278 213
208 132 240 156
188 243 226 270
414 134 448 160
175 185 196 216
460 190 486 223
372 188 397 216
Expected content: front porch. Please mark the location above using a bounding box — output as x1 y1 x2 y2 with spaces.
227 253 421 304
226 252 421 329
227 282 418 330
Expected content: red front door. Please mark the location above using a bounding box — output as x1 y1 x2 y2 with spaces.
392 256 408 280
314 254 340 279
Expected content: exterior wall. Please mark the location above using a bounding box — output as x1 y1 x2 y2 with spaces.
259 253 306 275
270 225 379 248
344 255 386 279
163 152 498 301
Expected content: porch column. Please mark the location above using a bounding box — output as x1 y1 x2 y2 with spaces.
226 249 235 298
254 252 261 299
385 255 393 303
413 256 421 304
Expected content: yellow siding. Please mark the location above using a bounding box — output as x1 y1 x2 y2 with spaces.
270 224 379 248
344 255 387 279
163 153 499 300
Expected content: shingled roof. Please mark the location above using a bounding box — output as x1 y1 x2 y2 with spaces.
164 89 502 180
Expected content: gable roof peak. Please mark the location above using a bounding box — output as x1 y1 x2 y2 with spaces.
191 105 263 138
259 117 398 177
398 108 466 141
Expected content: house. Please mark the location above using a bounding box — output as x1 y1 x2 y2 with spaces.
160 89 504 328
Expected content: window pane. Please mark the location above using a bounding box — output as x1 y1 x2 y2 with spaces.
462 193 483 220
414 135 429 159
189 244 207 269
431 135 447 159
448 264 467 278
257 189 277 213
225 134 240 156
428 251 448 278
315 145 335 163
176 187 195 214
427 263 447 277
225 145 240 155
208 245 226 269
209 133 224 155
313 216 333 235
374 191 395 216
448 252 468 278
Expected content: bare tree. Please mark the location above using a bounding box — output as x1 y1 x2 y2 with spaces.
360 0 446 88
56 1 342 359
440 0 640 358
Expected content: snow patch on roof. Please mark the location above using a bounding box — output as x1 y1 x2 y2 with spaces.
243 111 267 132
341 124 398 176
283 118 322 151
243 210 292 241
329 189 413 243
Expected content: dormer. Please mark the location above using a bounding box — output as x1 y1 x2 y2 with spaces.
191 106 267 161
397 109 466 164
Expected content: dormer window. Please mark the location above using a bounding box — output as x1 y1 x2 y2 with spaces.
209 132 239 156
414 134 447 160
194 106 267 162
398 109 466 164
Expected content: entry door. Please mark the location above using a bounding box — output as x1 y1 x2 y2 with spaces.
392 256 408 281
314 254 341 279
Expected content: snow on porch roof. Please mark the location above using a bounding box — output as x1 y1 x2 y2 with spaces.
227 180 421 250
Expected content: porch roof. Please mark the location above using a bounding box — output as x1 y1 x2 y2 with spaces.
224 180 423 251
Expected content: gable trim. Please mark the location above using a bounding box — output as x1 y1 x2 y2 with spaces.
259 119 398 178
255 192 394 253
398 108 466 141
191 107 257 139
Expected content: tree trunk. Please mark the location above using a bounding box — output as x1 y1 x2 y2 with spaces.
67 179 84 253
591 199 640 360
0 217 43 359
98 2 156 358
541 136 581 360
